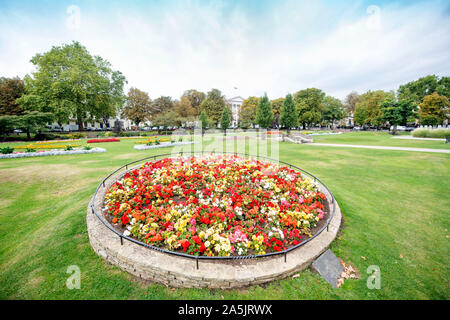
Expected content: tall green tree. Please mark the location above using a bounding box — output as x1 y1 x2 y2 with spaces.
397 75 450 104
294 88 325 129
381 99 418 134
220 107 231 134
279 94 297 133
256 93 274 129
418 92 449 126
322 96 345 127
16 41 127 130
238 96 259 128
121 87 152 127
0 77 24 115
198 110 209 135
198 89 226 126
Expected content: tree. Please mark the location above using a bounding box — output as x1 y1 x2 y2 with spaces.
181 89 205 115
322 96 345 127
151 96 175 117
152 110 179 131
294 88 325 129
121 87 152 127
0 77 24 115
256 93 274 129
354 90 394 127
18 111 54 139
0 115 19 138
175 95 197 127
270 97 284 128
198 110 209 135
398 75 450 104
279 94 297 133
220 107 232 134
16 41 127 130
344 91 360 114
238 96 259 128
381 99 418 134
418 92 449 126
198 89 226 126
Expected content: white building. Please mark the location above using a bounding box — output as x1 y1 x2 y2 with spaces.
227 96 244 127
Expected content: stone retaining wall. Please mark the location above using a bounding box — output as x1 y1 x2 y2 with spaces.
86 160 341 289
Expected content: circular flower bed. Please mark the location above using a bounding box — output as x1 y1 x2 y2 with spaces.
103 155 328 257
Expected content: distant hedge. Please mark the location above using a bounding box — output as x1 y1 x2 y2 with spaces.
412 128 450 139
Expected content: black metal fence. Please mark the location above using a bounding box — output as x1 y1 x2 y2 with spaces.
90 151 336 266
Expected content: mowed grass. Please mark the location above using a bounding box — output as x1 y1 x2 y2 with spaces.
312 131 450 149
0 135 449 300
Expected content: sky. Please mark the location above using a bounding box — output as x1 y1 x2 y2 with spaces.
1 0 449 101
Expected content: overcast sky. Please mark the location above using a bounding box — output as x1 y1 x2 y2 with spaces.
1 0 449 101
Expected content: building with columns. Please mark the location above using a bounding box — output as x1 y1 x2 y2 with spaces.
226 96 245 127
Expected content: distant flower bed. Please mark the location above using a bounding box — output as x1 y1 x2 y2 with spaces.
14 143 81 149
0 147 106 159
87 138 120 143
266 131 282 135
104 155 327 256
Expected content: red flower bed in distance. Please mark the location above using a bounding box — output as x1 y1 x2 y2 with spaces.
87 138 120 143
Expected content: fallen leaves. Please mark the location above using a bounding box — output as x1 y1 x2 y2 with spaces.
336 261 360 288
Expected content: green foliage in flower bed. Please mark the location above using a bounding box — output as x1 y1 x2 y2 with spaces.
0 146 14 154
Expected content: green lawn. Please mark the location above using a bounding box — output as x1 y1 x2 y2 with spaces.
312 131 450 149
0 135 449 299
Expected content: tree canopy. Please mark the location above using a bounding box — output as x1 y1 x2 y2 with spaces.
279 94 297 132
238 96 259 128
121 87 152 126
0 77 24 115
198 89 226 126
354 90 394 126
294 88 325 128
256 93 274 128
398 75 450 104
322 96 345 126
381 99 417 132
418 92 449 126
16 41 127 129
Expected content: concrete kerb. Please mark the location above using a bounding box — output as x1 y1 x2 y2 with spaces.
86 157 342 289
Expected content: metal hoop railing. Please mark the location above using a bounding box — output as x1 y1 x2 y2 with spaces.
90 151 336 266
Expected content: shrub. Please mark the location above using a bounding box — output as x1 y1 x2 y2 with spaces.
155 138 160 145
64 145 73 151
0 146 14 154
412 128 450 139
67 133 86 139
96 132 106 137
105 132 116 137
25 148 36 153
146 140 154 146
83 145 92 150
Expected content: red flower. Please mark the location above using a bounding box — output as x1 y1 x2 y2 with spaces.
121 214 129 225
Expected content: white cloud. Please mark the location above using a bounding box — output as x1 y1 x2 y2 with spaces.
0 0 449 101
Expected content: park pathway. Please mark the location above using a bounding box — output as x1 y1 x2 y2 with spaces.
307 143 450 154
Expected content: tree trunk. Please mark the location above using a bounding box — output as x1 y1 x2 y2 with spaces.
26 128 31 140
77 117 84 131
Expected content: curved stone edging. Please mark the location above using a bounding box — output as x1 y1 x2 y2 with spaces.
86 160 342 289
0 147 106 159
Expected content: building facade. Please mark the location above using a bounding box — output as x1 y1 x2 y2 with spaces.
227 96 244 127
